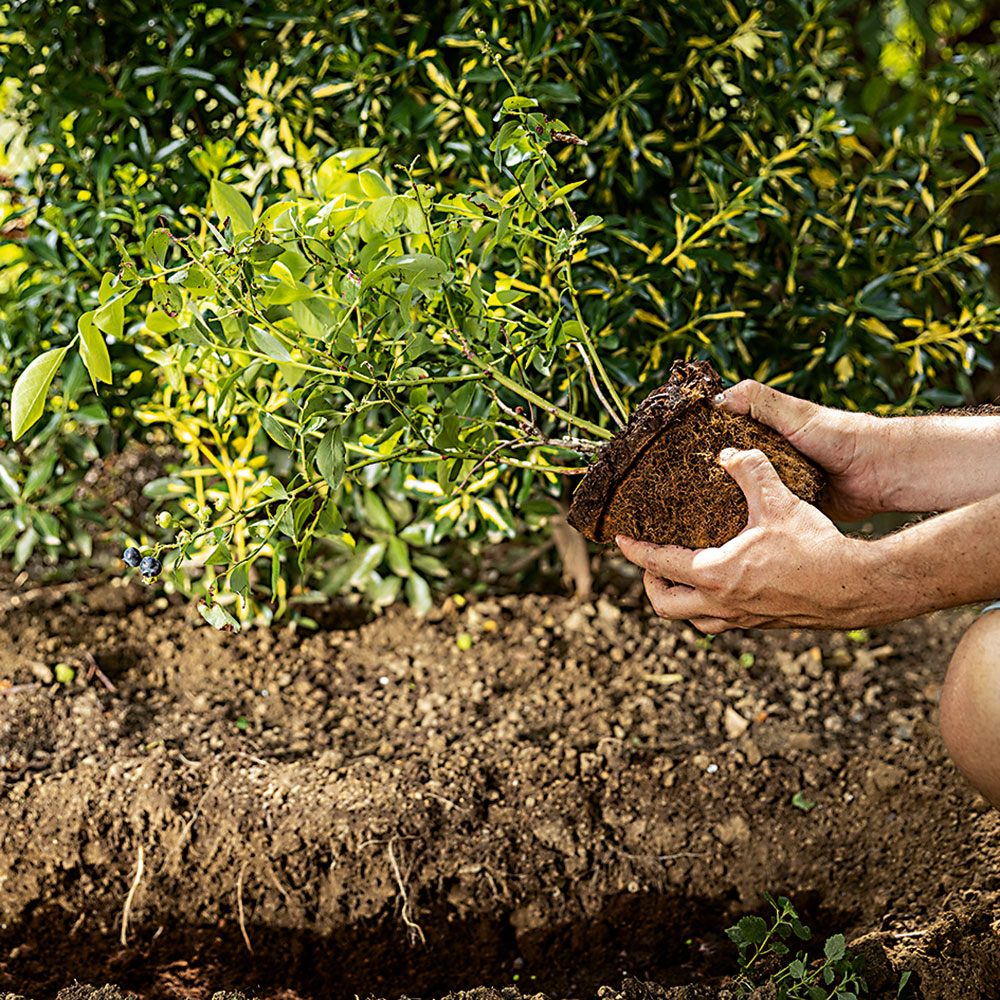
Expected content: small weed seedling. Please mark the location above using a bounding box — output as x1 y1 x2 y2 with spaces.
726 894 867 999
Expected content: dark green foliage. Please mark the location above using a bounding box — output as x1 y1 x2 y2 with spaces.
726 893 870 999
3 0 1000 593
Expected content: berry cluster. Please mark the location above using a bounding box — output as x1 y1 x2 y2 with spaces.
122 546 162 582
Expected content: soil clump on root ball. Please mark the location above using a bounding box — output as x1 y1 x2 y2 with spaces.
568 360 825 548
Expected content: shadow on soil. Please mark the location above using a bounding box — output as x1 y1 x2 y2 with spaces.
0 892 860 1000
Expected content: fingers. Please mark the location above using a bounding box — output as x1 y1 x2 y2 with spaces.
643 573 737 633
713 379 818 440
690 617 736 635
643 571 701 617
718 448 796 525
616 535 698 585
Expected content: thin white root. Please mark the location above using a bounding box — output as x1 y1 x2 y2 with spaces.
237 859 253 953
120 843 145 946
388 836 426 946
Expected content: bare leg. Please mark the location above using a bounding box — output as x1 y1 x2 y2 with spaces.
939 609 1000 808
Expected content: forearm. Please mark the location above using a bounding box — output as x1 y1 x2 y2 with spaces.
872 414 1000 513
861 490 1000 623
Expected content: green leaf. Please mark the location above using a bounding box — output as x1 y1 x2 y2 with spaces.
261 413 295 450
501 96 539 112
349 541 386 587
248 326 293 363
359 168 392 198
228 561 250 597
316 427 346 490
405 571 432 617
369 574 402 609
411 553 448 578
729 915 768 947
23 453 56 500
13 525 36 570
362 489 395 533
824 933 847 962
792 790 816 812
151 282 183 316
496 207 513 243
211 178 255 235
0 463 20 498
94 293 125 340
198 600 242 632
145 228 171 267
320 147 379 173
11 346 70 440
78 311 112 385
204 542 232 566
386 536 411 577
361 253 451 290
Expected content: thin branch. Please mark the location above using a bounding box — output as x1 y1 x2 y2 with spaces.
571 340 626 430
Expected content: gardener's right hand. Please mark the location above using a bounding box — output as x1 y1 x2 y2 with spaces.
712 380 887 522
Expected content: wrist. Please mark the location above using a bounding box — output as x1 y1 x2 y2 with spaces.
849 530 932 625
844 412 892 515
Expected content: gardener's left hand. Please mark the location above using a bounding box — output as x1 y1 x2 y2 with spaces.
616 448 877 633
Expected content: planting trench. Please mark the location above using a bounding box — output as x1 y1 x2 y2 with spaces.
0 573 999 1000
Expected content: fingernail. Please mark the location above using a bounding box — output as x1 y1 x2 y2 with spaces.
719 448 737 463
711 393 726 406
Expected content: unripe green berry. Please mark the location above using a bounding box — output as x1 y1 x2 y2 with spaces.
156 511 172 528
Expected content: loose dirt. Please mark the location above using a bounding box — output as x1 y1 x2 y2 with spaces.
0 569 998 1000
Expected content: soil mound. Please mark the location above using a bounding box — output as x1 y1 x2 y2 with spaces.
568 361 825 547
0 574 998 1000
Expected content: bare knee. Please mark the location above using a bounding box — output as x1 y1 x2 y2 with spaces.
940 612 1000 809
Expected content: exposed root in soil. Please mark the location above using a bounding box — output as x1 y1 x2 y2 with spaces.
388 835 427 947
237 859 252 954
119 844 144 947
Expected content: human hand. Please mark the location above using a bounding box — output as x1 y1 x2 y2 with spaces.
714 380 886 521
617 448 878 633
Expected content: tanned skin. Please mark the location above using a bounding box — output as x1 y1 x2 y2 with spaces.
616 381 1000 807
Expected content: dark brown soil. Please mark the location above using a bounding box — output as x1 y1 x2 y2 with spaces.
567 361 825 548
0 568 998 1000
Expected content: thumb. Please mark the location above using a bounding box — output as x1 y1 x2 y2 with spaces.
713 379 817 441
718 448 796 526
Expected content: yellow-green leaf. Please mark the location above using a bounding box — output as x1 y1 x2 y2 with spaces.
94 292 125 339
359 168 391 199
11 346 70 440
78 310 112 385
211 178 255 235
962 133 985 168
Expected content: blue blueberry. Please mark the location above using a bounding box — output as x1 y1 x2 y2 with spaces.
123 546 141 568
139 556 162 578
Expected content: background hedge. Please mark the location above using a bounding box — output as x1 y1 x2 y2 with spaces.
2 0 999 608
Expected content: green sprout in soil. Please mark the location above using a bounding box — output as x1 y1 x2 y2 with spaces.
846 629 870 644
726 893 867 999
740 653 756 668
792 791 817 812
